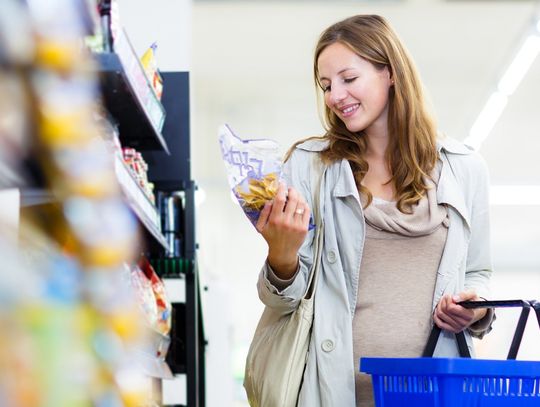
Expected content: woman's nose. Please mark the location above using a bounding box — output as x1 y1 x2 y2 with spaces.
329 84 347 105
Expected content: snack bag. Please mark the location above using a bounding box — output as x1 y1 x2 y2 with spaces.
130 266 158 329
138 257 172 336
219 124 282 226
140 42 163 100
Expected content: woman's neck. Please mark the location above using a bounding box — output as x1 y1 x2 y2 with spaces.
364 130 389 159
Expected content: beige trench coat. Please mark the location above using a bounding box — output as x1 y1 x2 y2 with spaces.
257 136 494 406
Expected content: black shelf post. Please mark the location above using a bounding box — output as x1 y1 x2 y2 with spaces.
145 72 205 407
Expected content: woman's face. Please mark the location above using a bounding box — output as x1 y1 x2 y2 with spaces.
317 42 392 135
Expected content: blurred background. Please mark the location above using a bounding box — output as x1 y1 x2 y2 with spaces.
1 0 539 406
119 0 540 405
186 1 540 406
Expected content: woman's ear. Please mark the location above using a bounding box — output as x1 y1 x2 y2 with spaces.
386 65 394 86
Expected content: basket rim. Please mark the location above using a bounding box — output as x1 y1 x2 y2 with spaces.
360 357 540 377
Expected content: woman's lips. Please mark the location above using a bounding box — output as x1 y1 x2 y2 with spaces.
340 103 359 118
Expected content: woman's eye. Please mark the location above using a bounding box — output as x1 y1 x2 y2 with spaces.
344 77 357 84
322 85 331 92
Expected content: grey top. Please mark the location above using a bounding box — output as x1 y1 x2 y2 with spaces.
353 179 449 407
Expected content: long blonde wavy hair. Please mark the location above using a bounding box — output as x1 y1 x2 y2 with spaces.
291 15 439 213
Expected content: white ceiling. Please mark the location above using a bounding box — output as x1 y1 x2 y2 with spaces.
190 0 540 283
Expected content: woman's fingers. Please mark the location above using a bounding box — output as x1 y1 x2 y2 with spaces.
435 308 464 332
266 184 310 228
283 187 299 219
270 182 288 218
434 294 476 333
433 312 459 333
256 201 272 233
299 204 311 229
434 299 462 332
289 191 310 227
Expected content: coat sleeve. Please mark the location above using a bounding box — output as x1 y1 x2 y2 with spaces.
464 153 495 338
256 148 317 316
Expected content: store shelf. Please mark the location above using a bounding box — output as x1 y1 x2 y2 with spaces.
20 166 169 253
20 188 55 207
1 162 26 190
114 155 169 252
95 30 169 154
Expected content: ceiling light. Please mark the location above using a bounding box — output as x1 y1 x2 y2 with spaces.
464 91 507 150
490 185 540 206
497 34 540 96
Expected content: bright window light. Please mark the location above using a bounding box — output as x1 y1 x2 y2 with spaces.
536 19 540 32
497 34 540 96
464 91 507 150
490 185 540 206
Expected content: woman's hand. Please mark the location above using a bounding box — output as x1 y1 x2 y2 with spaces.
433 291 487 333
256 182 311 279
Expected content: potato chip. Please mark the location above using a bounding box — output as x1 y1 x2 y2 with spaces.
236 172 279 211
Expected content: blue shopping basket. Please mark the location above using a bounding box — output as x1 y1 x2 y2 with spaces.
360 299 540 407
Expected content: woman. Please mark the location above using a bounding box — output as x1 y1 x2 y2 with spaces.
254 15 494 406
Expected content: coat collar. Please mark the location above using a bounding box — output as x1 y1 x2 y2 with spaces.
297 135 472 228
296 134 473 155
436 134 474 155
436 138 472 229
296 138 328 152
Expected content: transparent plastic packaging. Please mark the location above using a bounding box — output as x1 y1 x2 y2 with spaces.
219 124 282 226
130 266 158 329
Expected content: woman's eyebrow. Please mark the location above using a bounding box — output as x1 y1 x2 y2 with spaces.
319 68 356 81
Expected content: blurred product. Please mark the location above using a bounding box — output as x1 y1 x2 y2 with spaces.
0 0 147 405
139 257 172 336
140 42 164 100
122 147 156 204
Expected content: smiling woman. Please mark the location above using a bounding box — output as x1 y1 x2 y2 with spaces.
317 42 393 138
250 14 495 407
313 15 440 210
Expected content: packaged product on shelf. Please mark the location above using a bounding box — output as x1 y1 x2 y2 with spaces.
0 72 32 187
139 257 172 336
63 197 138 266
122 147 156 204
218 124 282 226
96 0 120 52
29 0 94 72
140 42 163 100
83 0 104 53
130 264 159 330
0 0 35 66
94 110 123 158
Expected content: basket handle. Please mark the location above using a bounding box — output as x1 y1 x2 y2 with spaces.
423 299 540 359
422 326 471 358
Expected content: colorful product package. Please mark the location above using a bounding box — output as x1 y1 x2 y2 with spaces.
140 42 163 100
219 124 316 231
138 257 172 336
219 124 283 226
130 266 158 329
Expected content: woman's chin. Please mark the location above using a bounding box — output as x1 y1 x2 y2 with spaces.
344 121 365 133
